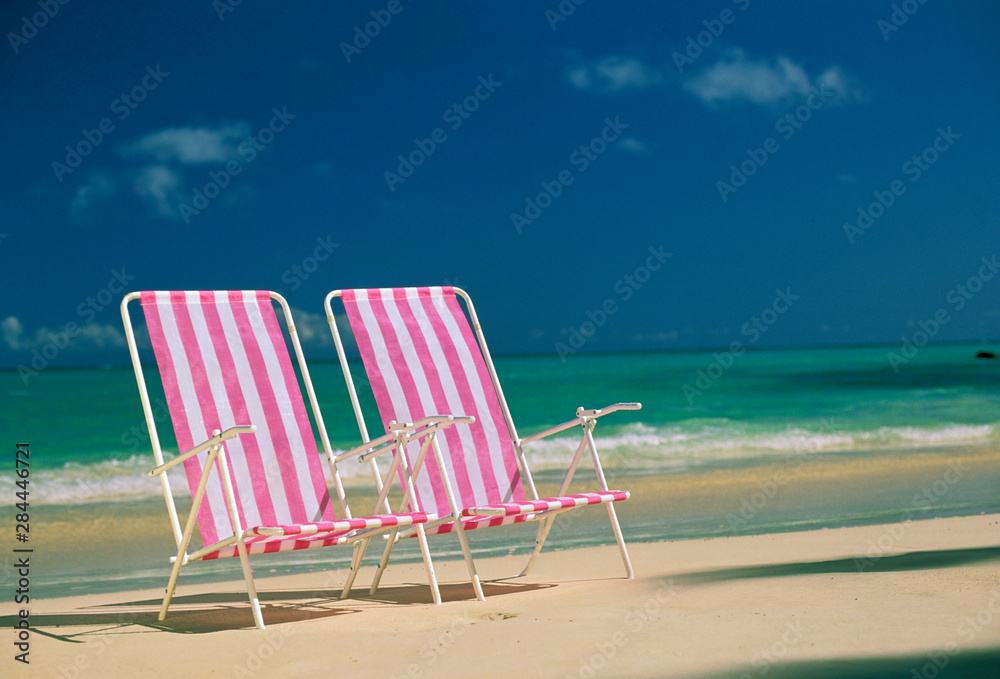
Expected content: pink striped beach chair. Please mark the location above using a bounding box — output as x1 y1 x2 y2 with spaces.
325 286 639 600
121 290 454 629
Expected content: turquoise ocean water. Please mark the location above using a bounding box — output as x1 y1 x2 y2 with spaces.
3 342 1000 507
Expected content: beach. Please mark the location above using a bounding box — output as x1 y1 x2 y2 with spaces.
5 0 999 675
5 345 1000 676
5 446 1000 678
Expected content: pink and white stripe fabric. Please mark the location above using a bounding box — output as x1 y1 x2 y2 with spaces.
464 491 630 517
141 290 430 560
434 492 630 535
342 287 525 520
207 511 429 560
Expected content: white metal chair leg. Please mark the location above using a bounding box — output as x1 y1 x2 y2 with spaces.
341 538 370 599
453 519 485 601
370 527 399 595
235 537 265 630
517 516 555 578
606 503 633 579
214 443 265 629
159 447 219 623
413 522 442 604
159 553 187 622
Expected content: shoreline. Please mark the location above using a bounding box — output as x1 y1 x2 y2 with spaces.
17 443 1000 599
4 513 1000 677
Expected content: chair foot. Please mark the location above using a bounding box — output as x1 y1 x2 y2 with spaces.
250 597 265 630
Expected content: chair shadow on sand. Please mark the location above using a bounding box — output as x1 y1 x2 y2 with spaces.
668 544 1000 585
2 580 550 637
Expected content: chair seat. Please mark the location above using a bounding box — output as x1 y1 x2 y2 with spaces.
200 511 437 560
422 491 629 535
427 513 532 535
463 491 629 517
250 511 436 536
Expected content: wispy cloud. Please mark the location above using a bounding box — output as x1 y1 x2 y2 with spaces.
2 316 24 350
122 124 251 164
67 122 255 223
70 172 118 223
619 137 651 154
289 307 335 349
132 165 182 216
567 56 663 93
683 50 862 107
1 315 126 352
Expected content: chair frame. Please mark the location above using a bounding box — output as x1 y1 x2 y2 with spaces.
122 290 461 629
324 286 638 600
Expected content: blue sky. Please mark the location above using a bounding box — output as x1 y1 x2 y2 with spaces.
1 1 998 368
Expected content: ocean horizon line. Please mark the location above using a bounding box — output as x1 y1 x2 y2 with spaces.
2 337 999 374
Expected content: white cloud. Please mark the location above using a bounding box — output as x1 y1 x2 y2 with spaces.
0 316 126 352
568 56 662 92
123 124 251 164
683 50 861 107
2 316 23 350
132 165 181 216
618 137 650 154
290 307 335 349
70 172 118 222
74 323 128 348
815 65 864 103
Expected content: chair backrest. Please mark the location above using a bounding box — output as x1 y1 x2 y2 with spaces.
138 291 336 546
338 287 525 517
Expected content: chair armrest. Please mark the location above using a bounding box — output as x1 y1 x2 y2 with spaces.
387 414 476 433
337 415 476 464
335 430 399 463
576 402 641 419
520 403 641 445
148 425 257 477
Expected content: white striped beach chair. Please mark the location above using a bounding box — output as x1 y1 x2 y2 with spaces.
122 290 453 629
325 286 639 600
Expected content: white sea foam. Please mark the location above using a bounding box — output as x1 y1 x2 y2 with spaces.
6 421 997 504
521 420 999 472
